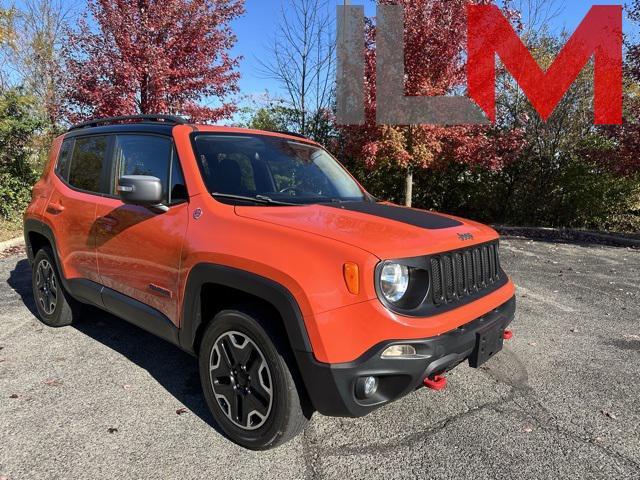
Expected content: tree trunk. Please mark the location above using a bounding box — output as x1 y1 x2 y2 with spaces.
404 168 413 207
405 125 414 207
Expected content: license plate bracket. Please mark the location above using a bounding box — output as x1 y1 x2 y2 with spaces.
469 324 504 368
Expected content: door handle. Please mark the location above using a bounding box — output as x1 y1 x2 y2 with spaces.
46 203 65 214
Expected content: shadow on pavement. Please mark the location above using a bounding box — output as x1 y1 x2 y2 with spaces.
7 258 38 316
7 258 223 435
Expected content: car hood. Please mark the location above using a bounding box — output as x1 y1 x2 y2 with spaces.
235 202 500 259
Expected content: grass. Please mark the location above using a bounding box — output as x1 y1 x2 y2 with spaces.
0 219 23 243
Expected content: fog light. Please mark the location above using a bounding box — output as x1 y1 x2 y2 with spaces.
363 376 377 396
381 344 417 359
355 376 378 400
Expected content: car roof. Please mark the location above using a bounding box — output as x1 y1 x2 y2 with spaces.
191 125 320 145
63 116 320 146
64 123 176 138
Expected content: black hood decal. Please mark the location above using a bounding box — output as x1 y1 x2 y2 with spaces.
326 202 463 230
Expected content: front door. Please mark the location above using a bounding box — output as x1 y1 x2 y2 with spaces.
94 134 190 325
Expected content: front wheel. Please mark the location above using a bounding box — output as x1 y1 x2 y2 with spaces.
199 309 309 450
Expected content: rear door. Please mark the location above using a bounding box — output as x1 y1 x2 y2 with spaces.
94 133 190 326
46 135 112 284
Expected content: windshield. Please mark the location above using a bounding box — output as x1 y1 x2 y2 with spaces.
193 134 366 205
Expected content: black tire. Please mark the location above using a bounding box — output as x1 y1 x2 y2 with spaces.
199 308 309 450
32 247 83 327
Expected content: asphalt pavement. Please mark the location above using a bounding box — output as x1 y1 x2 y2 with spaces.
1 238 639 480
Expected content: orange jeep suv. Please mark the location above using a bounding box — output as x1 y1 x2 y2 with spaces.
24 115 516 450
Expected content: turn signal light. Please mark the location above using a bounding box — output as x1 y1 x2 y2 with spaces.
343 262 360 294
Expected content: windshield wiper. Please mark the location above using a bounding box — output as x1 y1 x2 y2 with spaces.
211 192 298 206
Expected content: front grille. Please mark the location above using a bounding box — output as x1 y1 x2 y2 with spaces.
430 242 501 306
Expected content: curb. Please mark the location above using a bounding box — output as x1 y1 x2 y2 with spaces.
0 236 25 253
494 226 640 249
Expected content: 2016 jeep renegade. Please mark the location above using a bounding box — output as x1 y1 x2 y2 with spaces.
24 115 516 450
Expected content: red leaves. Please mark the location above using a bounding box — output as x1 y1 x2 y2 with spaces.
341 1 521 175
62 0 244 123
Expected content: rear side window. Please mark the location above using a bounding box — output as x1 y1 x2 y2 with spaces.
55 139 74 180
68 136 108 193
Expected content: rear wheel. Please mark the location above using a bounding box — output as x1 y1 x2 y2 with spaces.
199 309 309 450
32 247 82 327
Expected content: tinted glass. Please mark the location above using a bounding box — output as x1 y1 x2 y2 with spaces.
114 135 172 200
68 136 108 193
193 135 365 204
55 139 74 181
169 150 188 203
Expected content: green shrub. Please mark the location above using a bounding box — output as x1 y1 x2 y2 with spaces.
347 157 640 234
0 170 36 221
0 88 46 221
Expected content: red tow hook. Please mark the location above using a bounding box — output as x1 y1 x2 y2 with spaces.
503 329 514 340
424 374 447 391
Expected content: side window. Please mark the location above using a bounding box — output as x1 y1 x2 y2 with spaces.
113 135 172 201
169 149 188 204
68 136 108 193
55 139 74 181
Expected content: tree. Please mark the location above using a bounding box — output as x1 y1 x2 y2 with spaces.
2 0 78 127
588 0 640 178
0 7 16 88
618 0 640 174
0 88 45 221
62 0 244 123
632 1 640 55
246 106 293 132
259 0 335 143
237 94 298 132
341 0 522 207
493 32 628 225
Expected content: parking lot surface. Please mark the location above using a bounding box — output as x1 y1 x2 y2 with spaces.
1 238 639 480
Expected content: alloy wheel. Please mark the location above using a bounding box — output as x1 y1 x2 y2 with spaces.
35 259 58 315
209 331 273 430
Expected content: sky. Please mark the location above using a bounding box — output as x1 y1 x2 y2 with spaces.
230 0 635 103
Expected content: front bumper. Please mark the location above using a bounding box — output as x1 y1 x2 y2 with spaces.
296 295 516 417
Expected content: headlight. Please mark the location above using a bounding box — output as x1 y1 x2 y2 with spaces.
379 262 410 303
376 260 430 311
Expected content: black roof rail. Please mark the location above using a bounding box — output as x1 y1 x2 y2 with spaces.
68 114 188 132
271 130 309 140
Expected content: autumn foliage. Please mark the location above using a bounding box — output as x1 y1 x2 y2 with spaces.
62 0 244 123
340 0 524 205
616 0 640 175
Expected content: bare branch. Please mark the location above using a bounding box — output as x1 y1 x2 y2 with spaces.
257 0 335 142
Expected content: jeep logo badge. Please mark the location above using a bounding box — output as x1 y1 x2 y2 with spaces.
458 233 474 241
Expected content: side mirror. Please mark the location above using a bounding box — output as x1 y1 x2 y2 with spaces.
117 176 167 212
